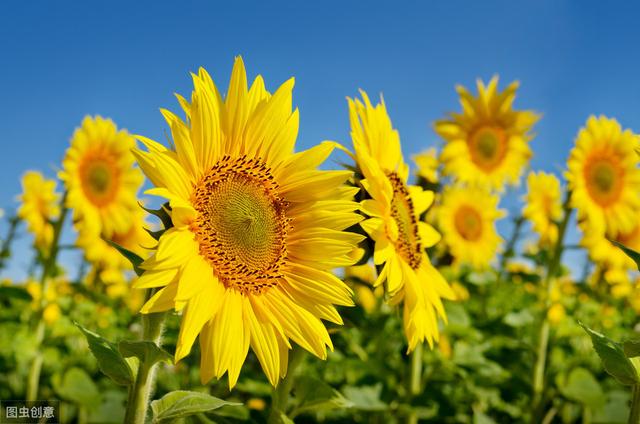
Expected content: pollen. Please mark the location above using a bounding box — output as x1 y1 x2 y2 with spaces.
387 172 422 269
191 155 291 295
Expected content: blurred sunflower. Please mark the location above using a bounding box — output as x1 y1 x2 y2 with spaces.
566 116 640 235
348 90 454 351
17 171 60 250
59 116 144 236
438 186 505 268
521 171 563 245
435 77 539 190
412 148 439 185
77 206 155 292
132 57 363 388
579 216 640 273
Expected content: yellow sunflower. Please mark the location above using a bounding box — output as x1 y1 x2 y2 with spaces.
17 171 60 250
435 77 539 190
521 171 563 245
412 148 439 184
566 115 640 235
132 57 363 388
579 214 640 272
438 186 505 268
348 90 454 351
60 116 144 236
77 206 155 287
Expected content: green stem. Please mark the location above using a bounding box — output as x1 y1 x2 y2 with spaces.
26 195 68 401
407 343 424 424
629 385 640 424
496 215 524 286
0 216 20 270
531 193 572 423
269 348 305 424
124 291 167 424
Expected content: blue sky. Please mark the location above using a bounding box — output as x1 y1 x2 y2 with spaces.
1 1 639 279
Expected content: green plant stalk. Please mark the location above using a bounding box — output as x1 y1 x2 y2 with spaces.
0 215 20 269
124 292 167 424
496 215 524 286
268 347 305 424
630 385 640 424
531 193 572 422
26 196 68 401
407 342 424 424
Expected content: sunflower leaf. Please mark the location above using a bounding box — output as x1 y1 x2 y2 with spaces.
74 322 133 386
580 322 639 385
103 238 144 276
610 240 640 271
290 376 354 418
150 390 241 422
118 340 173 366
141 202 173 230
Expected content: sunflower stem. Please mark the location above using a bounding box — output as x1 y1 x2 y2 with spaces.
496 215 524 286
629 385 640 424
531 192 572 423
406 342 424 424
268 347 305 424
26 194 68 401
0 215 20 270
124 290 166 424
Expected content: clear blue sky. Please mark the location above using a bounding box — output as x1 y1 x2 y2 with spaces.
2 0 639 279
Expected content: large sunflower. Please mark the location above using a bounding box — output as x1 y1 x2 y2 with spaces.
132 57 363 388
60 116 144 236
435 77 539 190
348 91 454 351
579 215 640 273
566 116 640 235
438 186 505 269
17 171 60 250
521 171 563 246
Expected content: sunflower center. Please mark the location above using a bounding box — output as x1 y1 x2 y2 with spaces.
454 205 483 241
79 158 119 206
585 157 624 207
191 156 290 295
469 126 508 171
387 172 422 269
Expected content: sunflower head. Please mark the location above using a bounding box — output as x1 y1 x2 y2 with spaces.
521 171 563 245
349 91 454 351
566 115 640 235
60 116 144 236
438 186 505 269
435 77 539 190
413 148 440 185
17 171 60 250
579 211 640 272
132 57 363 388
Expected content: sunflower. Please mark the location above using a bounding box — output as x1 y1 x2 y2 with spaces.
132 57 363 388
60 116 144 236
435 77 539 190
348 90 454 351
77 206 155 288
521 171 563 245
438 186 505 269
579 214 640 273
566 115 640 235
412 148 439 185
17 171 60 250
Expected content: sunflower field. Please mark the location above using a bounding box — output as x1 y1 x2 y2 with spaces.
2 53 640 424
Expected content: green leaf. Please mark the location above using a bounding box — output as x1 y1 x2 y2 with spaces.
103 238 144 276
119 340 173 366
503 309 535 327
74 322 133 386
580 322 639 385
342 384 387 411
624 340 640 358
0 285 32 301
141 202 173 230
611 240 640 271
291 376 353 418
55 367 100 407
559 367 605 409
150 390 241 422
